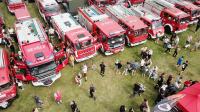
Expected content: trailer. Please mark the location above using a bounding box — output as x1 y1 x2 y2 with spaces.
129 6 165 39
165 0 200 24
0 49 17 109
5 0 26 13
105 5 148 46
144 0 190 34
78 5 125 55
14 17 66 86
51 13 101 62
35 0 62 23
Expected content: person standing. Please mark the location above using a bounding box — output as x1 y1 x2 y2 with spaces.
185 35 193 48
165 43 172 53
120 105 126 112
70 100 80 112
129 107 135 112
9 44 15 53
166 75 173 86
177 56 184 67
54 90 62 104
89 84 96 100
82 64 88 81
69 54 75 68
173 46 179 57
100 62 106 77
156 73 165 88
181 60 189 72
195 18 200 32
140 99 150 112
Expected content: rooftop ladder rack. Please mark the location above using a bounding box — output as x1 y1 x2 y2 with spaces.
107 5 135 18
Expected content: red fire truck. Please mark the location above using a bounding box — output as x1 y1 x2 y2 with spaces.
105 5 148 46
5 0 26 13
144 0 190 34
0 49 17 109
14 16 67 86
51 13 101 62
129 6 165 39
78 5 125 55
165 0 200 24
35 0 62 23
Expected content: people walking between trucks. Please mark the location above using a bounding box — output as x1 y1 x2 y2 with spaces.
177 56 184 67
70 100 80 112
185 35 193 48
75 73 82 86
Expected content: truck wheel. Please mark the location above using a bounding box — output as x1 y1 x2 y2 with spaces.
164 25 172 34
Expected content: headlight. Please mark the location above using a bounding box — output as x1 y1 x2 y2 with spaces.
119 38 123 41
111 41 115 44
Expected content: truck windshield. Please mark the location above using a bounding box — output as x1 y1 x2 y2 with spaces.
30 61 56 78
75 39 92 50
192 10 200 17
108 34 124 48
8 0 22 4
179 17 189 24
134 28 148 37
44 5 60 13
0 82 13 92
152 21 162 29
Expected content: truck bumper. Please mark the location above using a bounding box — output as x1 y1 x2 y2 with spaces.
104 47 124 56
129 40 147 46
175 28 187 34
32 72 61 87
75 52 97 62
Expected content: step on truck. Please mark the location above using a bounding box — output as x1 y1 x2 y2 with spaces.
14 16 66 86
78 5 126 55
0 49 17 109
105 5 148 46
129 6 165 39
35 0 62 23
5 0 26 13
51 13 101 62
144 0 190 34
165 0 200 24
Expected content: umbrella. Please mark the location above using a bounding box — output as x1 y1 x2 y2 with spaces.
176 83 200 112
153 94 185 112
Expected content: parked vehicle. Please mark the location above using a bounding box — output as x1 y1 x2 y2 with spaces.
165 0 200 24
5 0 26 13
51 13 101 62
129 6 165 39
78 5 126 55
0 49 17 109
105 5 148 46
35 0 62 23
144 0 190 33
14 13 67 86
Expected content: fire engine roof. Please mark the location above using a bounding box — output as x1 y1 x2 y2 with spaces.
165 8 189 18
15 18 53 67
39 0 58 6
8 0 22 4
0 49 10 85
178 1 200 11
95 18 125 37
51 13 82 34
14 7 31 20
66 27 93 43
81 5 109 22
120 16 148 30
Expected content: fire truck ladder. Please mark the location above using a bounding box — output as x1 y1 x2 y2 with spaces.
151 0 174 9
165 0 191 6
107 5 134 18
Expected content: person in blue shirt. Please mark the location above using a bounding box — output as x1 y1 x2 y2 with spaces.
177 56 184 67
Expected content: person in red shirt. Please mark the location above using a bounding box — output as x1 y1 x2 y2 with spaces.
54 90 62 104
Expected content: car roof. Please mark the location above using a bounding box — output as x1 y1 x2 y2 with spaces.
0 49 10 86
15 18 53 67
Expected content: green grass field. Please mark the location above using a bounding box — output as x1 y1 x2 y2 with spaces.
1 1 200 112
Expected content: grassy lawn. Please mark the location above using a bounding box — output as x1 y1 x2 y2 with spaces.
1 1 200 112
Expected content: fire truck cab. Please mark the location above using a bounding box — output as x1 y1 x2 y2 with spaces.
105 5 148 46
51 13 101 62
129 6 165 39
165 0 200 24
78 5 125 55
35 0 61 22
0 49 17 109
5 0 26 13
144 0 190 34
15 18 62 86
